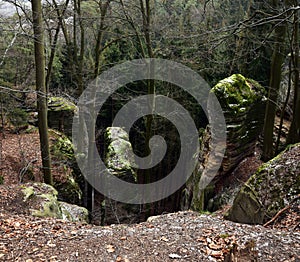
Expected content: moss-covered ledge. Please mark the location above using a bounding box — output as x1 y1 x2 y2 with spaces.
48 96 77 136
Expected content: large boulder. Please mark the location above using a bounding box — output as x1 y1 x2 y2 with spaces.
104 127 137 183
183 74 266 211
225 143 300 224
211 74 266 175
48 97 77 137
21 182 89 223
22 183 62 218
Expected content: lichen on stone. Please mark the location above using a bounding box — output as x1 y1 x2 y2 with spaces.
21 183 62 219
226 143 300 224
48 96 76 112
49 129 83 205
104 127 137 182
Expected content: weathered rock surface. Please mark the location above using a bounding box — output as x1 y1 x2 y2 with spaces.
60 201 89 223
91 127 138 225
225 143 300 224
48 97 77 137
211 74 266 176
104 127 137 183
49 129 83 205
183 74 266 211
22 183 62 219
20 183 89 223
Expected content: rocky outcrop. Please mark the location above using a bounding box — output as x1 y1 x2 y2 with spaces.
225 143 300 224
92 127 138 225
49 130 83 205
21 182 89 223
48 97 77 137
104 127 137 183
211 74 266 176
183 74 266 211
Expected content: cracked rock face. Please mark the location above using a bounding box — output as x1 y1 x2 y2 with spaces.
225 143 300 224
184 74 266 211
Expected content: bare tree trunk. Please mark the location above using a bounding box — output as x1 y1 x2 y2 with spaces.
94 0 111 78
31 0 53 185
287 3 300 144
45 23 60 92
262 0 288 161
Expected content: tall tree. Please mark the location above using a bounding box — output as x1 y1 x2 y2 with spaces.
31 0 53 185
262 0 289 161
287 1 300 144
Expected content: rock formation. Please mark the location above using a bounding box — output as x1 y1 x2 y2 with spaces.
184 74 266 211
225 143 300 224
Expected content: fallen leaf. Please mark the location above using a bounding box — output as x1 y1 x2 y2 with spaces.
208 243 222 250
210 250 222 258
169 253 181 259
106 244 115 253
161 236 169 242
120 236 127 240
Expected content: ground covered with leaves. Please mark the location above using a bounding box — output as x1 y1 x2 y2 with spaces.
1 132 300 261
0 207 299 262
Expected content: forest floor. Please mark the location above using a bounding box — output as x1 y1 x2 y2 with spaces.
0 131 300 261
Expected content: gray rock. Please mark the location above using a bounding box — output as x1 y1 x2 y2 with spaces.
225 143 300 224
21 182 89 223
104 127 137 182
49 129 83 205
183 74 266 211
60 202 89 223
48 97 77 137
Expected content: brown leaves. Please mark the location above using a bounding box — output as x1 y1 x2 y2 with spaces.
106 244 115 253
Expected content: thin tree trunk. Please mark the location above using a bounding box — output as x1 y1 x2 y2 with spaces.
31 0 52 185
287 4 300 144
45 23 60 92
262 0 288 161
94 1 111 78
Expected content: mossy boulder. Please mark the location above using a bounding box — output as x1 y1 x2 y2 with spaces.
183 74 266 212
21 182 88 223
48 96 77 137
104 127 137 182
225 143 300 224
211 74 266 175
22 183 63 219
49 129 83 205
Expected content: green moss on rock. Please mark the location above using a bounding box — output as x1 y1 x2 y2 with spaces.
212 74 265 115
21 183 62 219
184 75 266 212
21 183 88 222
48 97 77 136
105 127 137 182
226 143 300 224
49 130 83 205
48 97 76 112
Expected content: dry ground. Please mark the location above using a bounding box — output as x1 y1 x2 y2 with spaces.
0 131 299 261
